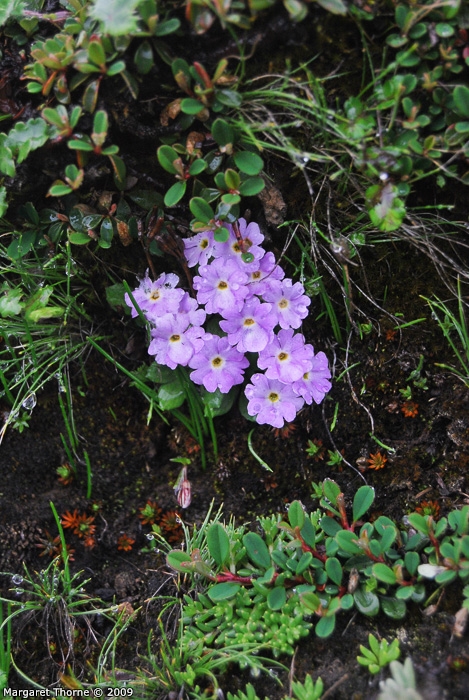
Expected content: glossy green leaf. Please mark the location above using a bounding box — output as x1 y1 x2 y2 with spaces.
157 145 180 174
325 557 343 586
353 588 380 616
134 40 154 74
212 118 234 148
352 485 375 522
267 586 286 611
181 98 204 115
89 0 140 35
207 522 230 566
335 529 362 554
296 551 313 575
201 386 237 417
189 196 214 223
207 582 240 601
164 180 186 207
189 159 207 176
233 151 264 175
157 380 185 410
288 501 305 529
453 85 469 118
406 513 429 534
315 614 336 638
372 563 397 585
243 532 271 569
239 177 265 196
87 39 106 67
166 550 193 572
380 597 407 619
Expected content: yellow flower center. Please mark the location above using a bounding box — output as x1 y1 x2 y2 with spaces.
244 318 255 326
211 356 223 367
170 334 181 343
278 298 288 309
150 290 160 300
218 281 228 290
268 392 280 403
278 352 289 362
200 238 209 249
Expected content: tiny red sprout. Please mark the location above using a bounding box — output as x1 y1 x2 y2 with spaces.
160 511 184 543
367 452 387 470
139 500 162 525
402 401 419 418
57 462 74 485
61 510 81 530
36 531 75 561
385 329 397 341
415 500 440 518
83 535 96 550
117 534 135 552
74 514 96 538
272 422 296 439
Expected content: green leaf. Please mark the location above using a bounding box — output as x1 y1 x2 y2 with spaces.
0 287 23 317
325 557 343 586
89 0 140 35
0 0 24 26
181 98 204 115
239 177 265 196
299 591 321 612
7 230 36 259
288 501 305 529
300 518 317 548
233 151 264 175
164 180 187 207
406 513 429 534
48 183 73 197
207 523 230 566
323 479 341 505
372 563 397 585
316 0 347 14
315 614 336 638
0 135 16 177
243 532 271 569
296 551 313 575
189 196 214 223
0 187 7 218
320 516 342 537
380 597 407 619
166 550 193 572
216 90 242 108
335 530 362 554
154 17 181 36
212 118 235 148
134 40 154 74
189 159 207 176
353 588 380 616
157 144 180 174
207 582 240 601
87 39 106 67
6 118 51 163
352 485 375 522
157 380 185 410
68 232 92 245
267 586 286 611
201 386 237 418
453 85 469 118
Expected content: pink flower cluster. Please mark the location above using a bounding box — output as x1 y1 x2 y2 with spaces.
125 219 331 428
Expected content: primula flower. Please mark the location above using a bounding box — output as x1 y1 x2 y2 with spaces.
220 297 275 353
183 230 216 267
189 335 249 393
292 351 332 404
246 251 285 296
178 292 206 327
148 315 206 369
245 374 304 428
212 218 265 267
125 271 184 319
262 278 311 329
258 329 313 383
193 257 249 315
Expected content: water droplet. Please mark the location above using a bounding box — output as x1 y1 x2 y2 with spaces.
11 574 23 585
15 588 24 596
22 393 37 411
111 605 119 613
145 533 154 541
175 516 182 524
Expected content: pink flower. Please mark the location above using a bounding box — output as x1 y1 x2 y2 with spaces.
193 258 249 315
219 297 275 353
258 329 313 383
293 351 332 404
189 335 249 393
125 270 184 320
245 374 304 428
262 278 310 329
148 315 206 369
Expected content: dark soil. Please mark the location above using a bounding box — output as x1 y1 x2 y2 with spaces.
1 4 469 698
